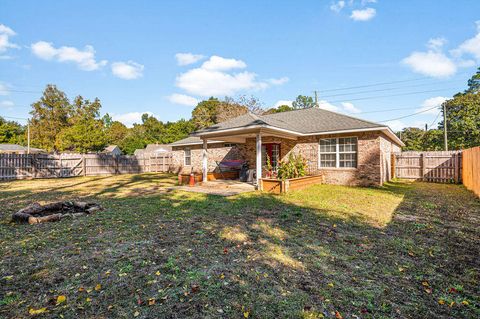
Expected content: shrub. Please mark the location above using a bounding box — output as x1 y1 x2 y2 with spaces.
277 153 307 180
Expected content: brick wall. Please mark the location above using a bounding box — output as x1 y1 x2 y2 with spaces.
170 131 402 186
171 143 242 174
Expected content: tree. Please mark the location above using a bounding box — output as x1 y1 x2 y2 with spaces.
466 67 480 93
191 97 248 129
438 91 480 149
191 97 221 129
55 96 107 152
264 104 294 114
30 85 72 152
0 117 26 144
398 127 443 151
119 124 147 154
106 121 128 145
292 95 315 109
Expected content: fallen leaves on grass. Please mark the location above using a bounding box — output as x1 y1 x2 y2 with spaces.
29 307 47 315
56 295 66 305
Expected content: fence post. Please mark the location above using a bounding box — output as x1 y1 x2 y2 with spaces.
391 153 396 179
82 154 87 176
420 153 426 181
115 155 119 174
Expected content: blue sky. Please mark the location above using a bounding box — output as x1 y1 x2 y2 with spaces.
1 0 479 131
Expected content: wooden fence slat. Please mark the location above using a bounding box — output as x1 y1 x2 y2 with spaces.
462 146 480 197
0 153 173 180
395 151 462 183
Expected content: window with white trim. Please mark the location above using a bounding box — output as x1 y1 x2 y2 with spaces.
319 137 357 168
184 148 191 165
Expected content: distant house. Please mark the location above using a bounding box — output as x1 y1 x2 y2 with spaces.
102 145 122 156
0 144 45 154
170 107 404 186
134 144 172 157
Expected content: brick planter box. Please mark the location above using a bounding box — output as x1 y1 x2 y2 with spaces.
261 175 324 194
178 171 239 185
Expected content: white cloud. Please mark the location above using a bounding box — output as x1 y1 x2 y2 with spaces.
330 1 345 13
168 93 199 106
31 41 107 71
111 61 144 80
112 111 154 127
416 96 448 115
0 100 14 108
427 37 447 51
385 120 407 132
403 21 480 78
176 68 260 96
201 55 246 71
451 20 480 61
361 0 377 4
268 77 289 85
402 50 457 78
175 55 287 97
273 100 293 108
0 83 10 96
175 53 205 66
318 100 340 112
341 102 361 113
350 8 376 21
318 100 361 114
0 24 19 54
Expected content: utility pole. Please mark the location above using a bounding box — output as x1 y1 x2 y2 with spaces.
443 103 448 151
27 120 30 154
314 90 319 108
425 123 428 131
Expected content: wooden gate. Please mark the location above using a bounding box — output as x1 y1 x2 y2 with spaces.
393 151 462 183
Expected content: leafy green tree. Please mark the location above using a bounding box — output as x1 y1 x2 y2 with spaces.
466 67 480 93
0 117 26 144
191 97 248 129
264 104 294 114
102 113 114 128
292 95 315 109
161 119 195 143
398 127 444 151
55 96 107 152
30 85 72 152
438 91 480 149
106 121 128 145
119 124 147 154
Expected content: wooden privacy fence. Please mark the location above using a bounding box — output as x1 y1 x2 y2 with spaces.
393 151 462 183
462 146 480 197
0 153 173 180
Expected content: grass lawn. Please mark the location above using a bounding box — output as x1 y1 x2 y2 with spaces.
1 174 479 318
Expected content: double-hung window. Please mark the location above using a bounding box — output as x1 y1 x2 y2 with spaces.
319 137 357 168
184 148 191 166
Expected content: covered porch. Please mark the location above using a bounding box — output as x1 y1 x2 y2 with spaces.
198 127 300 187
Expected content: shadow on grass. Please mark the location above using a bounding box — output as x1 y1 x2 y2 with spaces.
0 178 479 319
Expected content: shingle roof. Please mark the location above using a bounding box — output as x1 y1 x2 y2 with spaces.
195 107 384 134
170 136 224 146
0 144 26 151
103 145 118 152
145 144 172 152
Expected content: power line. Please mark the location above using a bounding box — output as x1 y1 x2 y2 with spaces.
428 110 442 129
319 79 463 99
379 105 439 122
316 71 471 93
327 87 460 104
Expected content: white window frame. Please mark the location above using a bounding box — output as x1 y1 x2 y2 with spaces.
184 148 191 166
318 137 358 168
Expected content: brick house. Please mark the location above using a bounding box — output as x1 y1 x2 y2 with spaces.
170 107 403 186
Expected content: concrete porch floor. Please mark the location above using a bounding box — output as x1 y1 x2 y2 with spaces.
175 180 256 196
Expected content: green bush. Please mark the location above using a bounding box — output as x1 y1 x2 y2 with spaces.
277 153 307 180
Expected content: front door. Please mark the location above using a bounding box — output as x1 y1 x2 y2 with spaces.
262 143 281 172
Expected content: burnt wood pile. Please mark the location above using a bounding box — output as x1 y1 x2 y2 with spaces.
12 201 103 224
